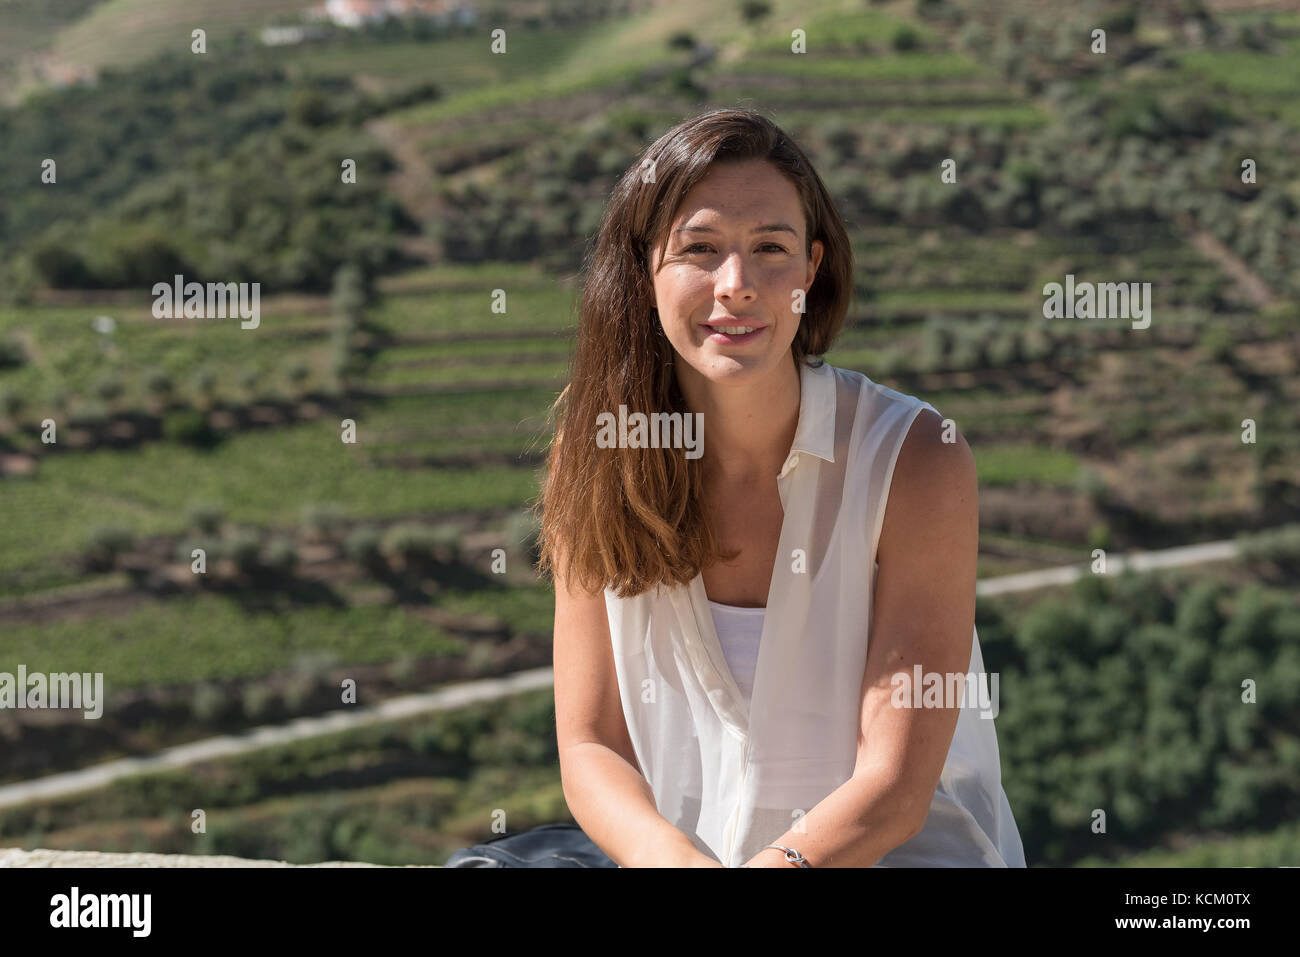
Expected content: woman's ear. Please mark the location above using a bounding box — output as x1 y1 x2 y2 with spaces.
807 239 824 288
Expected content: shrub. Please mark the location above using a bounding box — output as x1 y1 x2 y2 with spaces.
192 368 218 401
68 401 110 428
92 375 125 404
389 653 417 684
88 229 190 287
428 523 462 561
0 390 24 420
186 502 225 534
190 683 229 723
948 326 982 370
291 650 340 680
1259 300 1299 336
891 25 921 51
1252 432 1284 469
262 537 298 574
957 20 989 50
822 121 859 161
237 368 260 397
1020 325 1053 361
0 334 26 369
665 67 703 99
382 522 439 564
344 525 384 568
739 1 771 27
329 340 359 386
1100 5 1138 36
162 408 218 447
918 316 953 371
467 640 497 676
224 527 264 573
874 349 905 377
144 370 175 401
1174 579 1226 643
1198 324 1235 363
241 684 276 721
667 30 695 51
285 360 312 393
84 525 134 572
1236 524 1300 564
31 236 92 287
986 328 1021 367
301 503 346 542
388 522 461 566
1075 467 1108 505
283 674 320 713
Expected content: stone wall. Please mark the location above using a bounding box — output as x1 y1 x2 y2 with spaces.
0 847 437 867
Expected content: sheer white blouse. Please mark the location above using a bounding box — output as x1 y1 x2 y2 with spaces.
602 358 1026 867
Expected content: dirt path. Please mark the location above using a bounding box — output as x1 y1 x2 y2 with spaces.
364 117 443 264
1178 214 1277 308
0 668 555 810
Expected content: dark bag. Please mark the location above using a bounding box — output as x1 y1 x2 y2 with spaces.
443 822 618 868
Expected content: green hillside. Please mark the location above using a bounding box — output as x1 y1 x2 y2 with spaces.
0 0 1297 866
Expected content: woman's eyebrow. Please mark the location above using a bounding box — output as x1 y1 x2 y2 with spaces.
673 223 799 237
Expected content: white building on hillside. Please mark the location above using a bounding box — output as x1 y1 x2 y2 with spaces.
306 0 478 29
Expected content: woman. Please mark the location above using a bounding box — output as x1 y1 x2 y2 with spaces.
533 107 1025 868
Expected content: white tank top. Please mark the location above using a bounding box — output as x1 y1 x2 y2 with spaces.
603 358 1026 868
706 600 765 705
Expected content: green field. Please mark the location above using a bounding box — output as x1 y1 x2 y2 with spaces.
3 592 465 689
1177 37 1300 126
0 0 1297 868
48 0 313 69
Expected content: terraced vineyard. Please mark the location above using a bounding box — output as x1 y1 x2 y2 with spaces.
1 0 1297 866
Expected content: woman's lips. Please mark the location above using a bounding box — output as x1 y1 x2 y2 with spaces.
701 324 766 344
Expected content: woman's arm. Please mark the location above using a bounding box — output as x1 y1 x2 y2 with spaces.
745 408 979 867
553 558 722 867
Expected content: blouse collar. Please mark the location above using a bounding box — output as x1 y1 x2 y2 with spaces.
778 359 837 480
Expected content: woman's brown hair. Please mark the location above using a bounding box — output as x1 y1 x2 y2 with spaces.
531 107 854 599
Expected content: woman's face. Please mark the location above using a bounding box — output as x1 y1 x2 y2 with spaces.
649 158 824 386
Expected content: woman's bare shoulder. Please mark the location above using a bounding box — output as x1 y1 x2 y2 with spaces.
878 407 978 561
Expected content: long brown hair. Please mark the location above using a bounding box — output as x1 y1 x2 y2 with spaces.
532 107 854 599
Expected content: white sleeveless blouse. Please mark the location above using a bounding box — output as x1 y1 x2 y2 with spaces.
602 358 1026 867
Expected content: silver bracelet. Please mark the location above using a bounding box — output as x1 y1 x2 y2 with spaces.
765 843 811 867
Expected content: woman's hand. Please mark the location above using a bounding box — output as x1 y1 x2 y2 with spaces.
666 842 725 867
629 838 725 867
684 853 727 867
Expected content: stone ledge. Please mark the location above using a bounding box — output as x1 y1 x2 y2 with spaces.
0 847 438 867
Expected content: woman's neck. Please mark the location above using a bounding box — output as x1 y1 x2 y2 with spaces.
677 353 801 484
